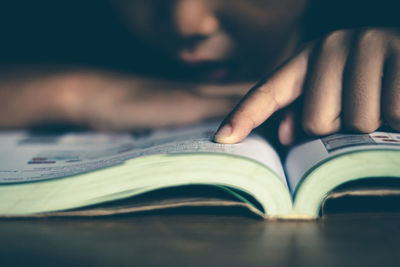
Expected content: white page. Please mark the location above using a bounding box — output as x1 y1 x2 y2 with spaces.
284 131 400 194
0 122 285 184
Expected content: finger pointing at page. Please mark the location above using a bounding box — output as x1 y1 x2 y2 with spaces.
214 46 312 144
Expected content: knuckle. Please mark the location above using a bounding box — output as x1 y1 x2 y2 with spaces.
357 29 383 48
321 30 348 51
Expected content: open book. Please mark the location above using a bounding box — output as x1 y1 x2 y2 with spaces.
0 122 399 219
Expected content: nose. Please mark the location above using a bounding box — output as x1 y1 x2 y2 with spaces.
174 0 219 37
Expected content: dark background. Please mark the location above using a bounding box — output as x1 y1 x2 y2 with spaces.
1 0 399 77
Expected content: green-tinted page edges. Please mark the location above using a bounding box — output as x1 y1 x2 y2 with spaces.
292 149 400 217
0 153 292 216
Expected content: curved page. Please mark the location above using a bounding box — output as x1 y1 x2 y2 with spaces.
0 122 290 216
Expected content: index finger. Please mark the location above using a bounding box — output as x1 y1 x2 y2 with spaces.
213 46 312 144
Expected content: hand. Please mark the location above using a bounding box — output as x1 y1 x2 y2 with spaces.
214 28 400 145
0 68 250 130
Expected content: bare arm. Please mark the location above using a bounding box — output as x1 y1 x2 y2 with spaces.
0 65 251 130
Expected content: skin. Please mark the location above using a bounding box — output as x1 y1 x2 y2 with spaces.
214 28 400 145
111 0 308 80
1 0 399 143
0 68 251 129
0 0 308 130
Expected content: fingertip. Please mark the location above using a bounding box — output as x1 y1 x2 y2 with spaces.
213 123 233 143
213 134 239 144
213 122 249 144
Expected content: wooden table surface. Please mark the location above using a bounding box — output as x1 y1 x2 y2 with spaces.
1 210 400 267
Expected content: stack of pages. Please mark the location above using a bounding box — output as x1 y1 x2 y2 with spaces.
0 122 399 219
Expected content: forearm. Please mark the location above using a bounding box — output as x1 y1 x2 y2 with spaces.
0 68 70 127
0 66 121 128
0 65 251 130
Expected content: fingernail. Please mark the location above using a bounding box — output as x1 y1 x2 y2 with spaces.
213 124 233 143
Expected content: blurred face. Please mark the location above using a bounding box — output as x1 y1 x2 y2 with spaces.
112 0 309 80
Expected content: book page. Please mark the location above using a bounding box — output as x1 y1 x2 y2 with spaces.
284 132 400 194
0 122 285 185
